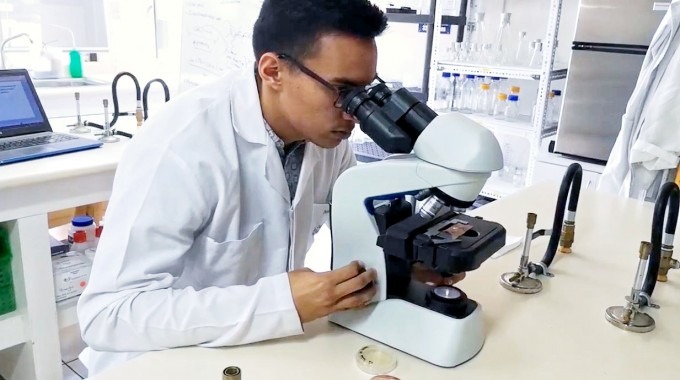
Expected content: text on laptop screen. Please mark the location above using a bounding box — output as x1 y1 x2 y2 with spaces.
0 75 45 129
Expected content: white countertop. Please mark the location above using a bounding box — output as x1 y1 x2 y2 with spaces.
88 182 680 379
0 118 138 191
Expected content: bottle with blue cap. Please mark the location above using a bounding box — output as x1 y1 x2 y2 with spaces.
551 89 563 124
504 94 520 122
69 215 97 250
460 74 477 114
450 73 461 111
433 72 453 111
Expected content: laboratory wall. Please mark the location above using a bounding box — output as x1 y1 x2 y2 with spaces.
0 0 579 117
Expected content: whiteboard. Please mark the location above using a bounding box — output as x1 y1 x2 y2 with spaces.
178 0 264 92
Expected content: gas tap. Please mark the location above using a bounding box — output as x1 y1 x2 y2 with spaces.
500 163 582 294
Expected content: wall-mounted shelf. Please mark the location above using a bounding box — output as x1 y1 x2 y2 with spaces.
436 62 567 81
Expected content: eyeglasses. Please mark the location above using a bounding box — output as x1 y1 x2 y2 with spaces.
277 53 362 108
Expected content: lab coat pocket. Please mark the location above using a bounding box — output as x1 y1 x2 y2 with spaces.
199 222 264 287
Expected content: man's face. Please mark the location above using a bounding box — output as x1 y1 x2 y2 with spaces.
280 34 378 149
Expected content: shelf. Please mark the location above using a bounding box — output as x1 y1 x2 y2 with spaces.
436 61 568 81
480 175 525 200
387 13 462 25
464 113 534 139
0 311 27 351
57 296 80 329
433 110 535 139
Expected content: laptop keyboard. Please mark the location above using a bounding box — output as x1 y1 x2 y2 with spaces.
0 134 77 152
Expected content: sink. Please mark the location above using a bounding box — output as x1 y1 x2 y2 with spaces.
32 78 109 88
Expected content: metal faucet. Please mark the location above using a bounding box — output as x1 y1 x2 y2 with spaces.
0 33 34 70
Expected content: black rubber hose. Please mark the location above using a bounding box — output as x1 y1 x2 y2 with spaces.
111 72 141 127
535 163 582 272
643 182 680 297
142 78 171 120
83 121 133 139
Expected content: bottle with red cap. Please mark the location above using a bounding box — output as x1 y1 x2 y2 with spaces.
70 231 89 254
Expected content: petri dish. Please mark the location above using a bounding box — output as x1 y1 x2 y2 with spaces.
356 345 398 375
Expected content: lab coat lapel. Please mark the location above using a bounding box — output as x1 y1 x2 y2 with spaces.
265 145 291 202
229 68 289 203
292 143 321 208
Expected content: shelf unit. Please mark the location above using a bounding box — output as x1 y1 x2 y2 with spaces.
385 1 470 102
0 312 26 352
429 0 566 199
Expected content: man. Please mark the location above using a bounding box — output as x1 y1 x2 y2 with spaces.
78 0 462 374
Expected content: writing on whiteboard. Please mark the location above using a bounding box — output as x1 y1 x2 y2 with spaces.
179 0 264 92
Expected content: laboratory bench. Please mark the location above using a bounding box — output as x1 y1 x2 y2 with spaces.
86 182 680 380
0 119 137 380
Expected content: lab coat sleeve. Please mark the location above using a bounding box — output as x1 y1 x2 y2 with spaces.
77 148 303 352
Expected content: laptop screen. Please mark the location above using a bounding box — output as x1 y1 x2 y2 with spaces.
0 70 51 138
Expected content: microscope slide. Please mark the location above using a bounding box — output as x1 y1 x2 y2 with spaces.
491 235 522 259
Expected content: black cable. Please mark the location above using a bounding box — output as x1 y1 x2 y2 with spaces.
142 78 171 120
111 72 141 128
530 163 582 275
643 182 680 297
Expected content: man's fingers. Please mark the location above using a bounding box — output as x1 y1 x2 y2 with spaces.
333 281 377 312
326 260 365 284
443 272 466 286
335 268 377 299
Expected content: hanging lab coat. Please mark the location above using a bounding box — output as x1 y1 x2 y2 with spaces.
76 67 357 375
598 0 680 198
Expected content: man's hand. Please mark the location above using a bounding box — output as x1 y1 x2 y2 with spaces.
288 261 377 324
411 262 466 286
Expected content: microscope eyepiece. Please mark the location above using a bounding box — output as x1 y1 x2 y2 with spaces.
340 81 438 155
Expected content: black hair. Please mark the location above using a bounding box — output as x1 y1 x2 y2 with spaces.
253 0 388 61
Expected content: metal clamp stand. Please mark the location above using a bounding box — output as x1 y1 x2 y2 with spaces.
97 99 120 143
69 92 91 134
605 242 658 333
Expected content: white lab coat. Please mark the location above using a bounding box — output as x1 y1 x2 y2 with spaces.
77 67 357 375
598 0 680 198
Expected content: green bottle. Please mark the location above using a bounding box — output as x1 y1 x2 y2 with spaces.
69 50 83 78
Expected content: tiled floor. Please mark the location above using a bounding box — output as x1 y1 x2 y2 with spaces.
62 360 85 379
60 324 88 379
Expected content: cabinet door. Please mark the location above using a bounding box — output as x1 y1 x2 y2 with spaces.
533 161 601 193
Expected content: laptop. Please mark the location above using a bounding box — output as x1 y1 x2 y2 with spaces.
0 69 102 165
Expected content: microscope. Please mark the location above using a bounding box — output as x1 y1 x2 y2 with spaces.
328 79 506 368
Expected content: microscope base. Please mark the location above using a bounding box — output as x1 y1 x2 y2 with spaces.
329 298 484 368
